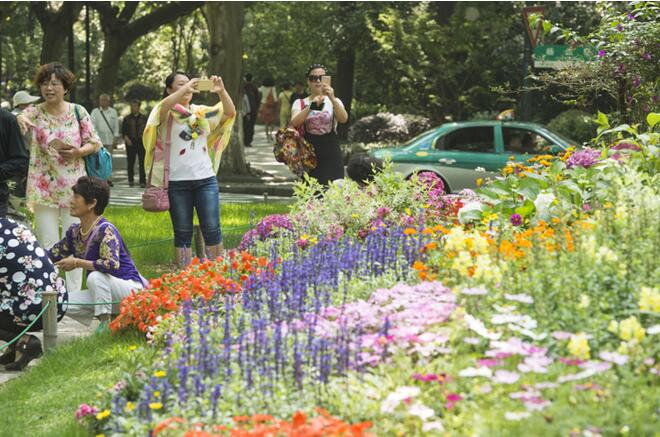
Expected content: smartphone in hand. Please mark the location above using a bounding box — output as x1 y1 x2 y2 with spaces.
197 79 213 91
49 138 70 151
321 75 332 86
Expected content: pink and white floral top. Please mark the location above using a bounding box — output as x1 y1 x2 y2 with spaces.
22 103 102 209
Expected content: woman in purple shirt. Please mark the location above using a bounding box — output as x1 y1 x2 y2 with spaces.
49 176 145 329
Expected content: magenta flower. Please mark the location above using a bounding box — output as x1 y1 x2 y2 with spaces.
510 213 522 226
611 142 641 152
597 49 606 57
74 403 99 421
445 393 463 410
643 52 652 60
566 148 601 169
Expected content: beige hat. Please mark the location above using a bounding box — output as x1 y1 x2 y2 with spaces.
12 90 40 107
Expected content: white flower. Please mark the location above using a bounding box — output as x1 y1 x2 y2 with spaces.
533 192 555 220
504 411 531 421
647 325 660 335
492 370 520 384
465 313 501 340
408 402 435 421
380 386 420 413
422 421 445 433
459 366 493 378
598 351 629 366
474 166 486 172
504 293 534 304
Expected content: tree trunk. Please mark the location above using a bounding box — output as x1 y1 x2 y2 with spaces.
31 2 83 65
205 2 249 175
335 48 355 140
91 1 202 101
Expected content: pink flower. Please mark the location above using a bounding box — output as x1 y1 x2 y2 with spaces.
559 357 585 366
74 403 99 421
477 358 501 368
510 213 522 226
445 392 462 410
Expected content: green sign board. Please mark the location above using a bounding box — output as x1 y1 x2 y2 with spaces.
533 44 596 69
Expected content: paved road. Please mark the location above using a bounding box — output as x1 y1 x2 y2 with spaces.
109 124 295 205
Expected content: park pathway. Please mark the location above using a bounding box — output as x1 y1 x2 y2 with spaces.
0 125 296 385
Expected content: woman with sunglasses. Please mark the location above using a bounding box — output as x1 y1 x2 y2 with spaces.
290 64 348 186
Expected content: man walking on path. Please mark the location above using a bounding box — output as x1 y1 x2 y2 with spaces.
243 73 260 147
121 100 147 188
11 90 40 116
0 109 28 217
91 94 120 186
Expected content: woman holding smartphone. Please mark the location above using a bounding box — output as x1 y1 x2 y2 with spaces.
290 64 348 186
17 62 102 295
143 71 236 268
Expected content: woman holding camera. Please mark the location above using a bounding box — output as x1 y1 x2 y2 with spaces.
17 62 102 295
290 64 348 186
143 71 236 268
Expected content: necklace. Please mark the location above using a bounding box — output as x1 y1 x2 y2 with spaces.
79 216 102 239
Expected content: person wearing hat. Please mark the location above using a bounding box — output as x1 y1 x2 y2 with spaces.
11 90 40 116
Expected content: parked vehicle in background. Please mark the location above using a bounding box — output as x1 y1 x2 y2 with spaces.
370 121 577 192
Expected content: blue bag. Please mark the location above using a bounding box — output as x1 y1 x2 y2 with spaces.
74 105 112 180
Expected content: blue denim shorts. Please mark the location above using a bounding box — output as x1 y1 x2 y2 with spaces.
167 176 221 247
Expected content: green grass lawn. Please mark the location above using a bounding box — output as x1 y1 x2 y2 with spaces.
0 202 290 437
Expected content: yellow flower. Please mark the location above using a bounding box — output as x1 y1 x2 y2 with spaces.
191 132 198 140
618 316 645 342
405 208 412 216
96 409 111 420
604 201 613 209
154 391 161 398
126 402 135 412
639 286 660 312
568 332 590 359
96 434 105 437
128 345 137 351
476 178 483 187
351 213 359 219
154 370 167 378
149 402 163 410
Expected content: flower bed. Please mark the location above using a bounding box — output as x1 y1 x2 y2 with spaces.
81 115 659 436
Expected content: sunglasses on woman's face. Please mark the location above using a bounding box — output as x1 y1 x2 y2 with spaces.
307 75 323 82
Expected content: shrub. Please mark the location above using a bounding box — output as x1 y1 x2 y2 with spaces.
547 109 597 145
348 113 432 144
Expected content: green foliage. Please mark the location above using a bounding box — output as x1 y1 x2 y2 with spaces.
547 109 598 145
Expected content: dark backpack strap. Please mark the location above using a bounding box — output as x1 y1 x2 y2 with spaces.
74 104 83 145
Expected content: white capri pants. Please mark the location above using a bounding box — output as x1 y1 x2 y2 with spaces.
34 203 83 294
66 271 143 326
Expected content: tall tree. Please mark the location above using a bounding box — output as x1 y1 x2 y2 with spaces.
31 2 83 65
205 2 248 175
91 1 202 100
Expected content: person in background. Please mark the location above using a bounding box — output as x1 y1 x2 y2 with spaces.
0 101 10 110
0 217 67 371
290 63 348 186
278 83 293 128
257 78 278 142
242 73 260 147
48 176 145 330
121 99 147 188
143 71 236 268
290 81 307 106
11 90 40 116
90 94 119 186
0 108 28 217
16 62 103 295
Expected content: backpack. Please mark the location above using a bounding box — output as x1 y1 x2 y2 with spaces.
74 105 113 180
265 88 275 106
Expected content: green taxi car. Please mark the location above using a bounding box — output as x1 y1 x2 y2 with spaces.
370 121 576 193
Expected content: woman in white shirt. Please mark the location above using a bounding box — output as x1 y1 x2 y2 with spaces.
290 64 348 186
257 78 278 142
143 71 236 267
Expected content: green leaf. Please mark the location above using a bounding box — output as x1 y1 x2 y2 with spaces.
647 113 660 129
596 111 610 129
515 200 535 218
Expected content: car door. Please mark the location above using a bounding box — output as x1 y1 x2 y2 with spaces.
431 125 499 191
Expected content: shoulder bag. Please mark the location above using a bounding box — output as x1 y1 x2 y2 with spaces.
75 105 113 180
141 116 173 212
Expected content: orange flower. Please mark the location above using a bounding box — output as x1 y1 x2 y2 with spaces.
403 228 417 235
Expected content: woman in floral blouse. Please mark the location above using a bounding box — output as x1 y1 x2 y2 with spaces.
49 176 145 329
17 63 102 295
0 217 67 371
143 71 235 268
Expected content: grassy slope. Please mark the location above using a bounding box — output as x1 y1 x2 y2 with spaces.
0 202 290 436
